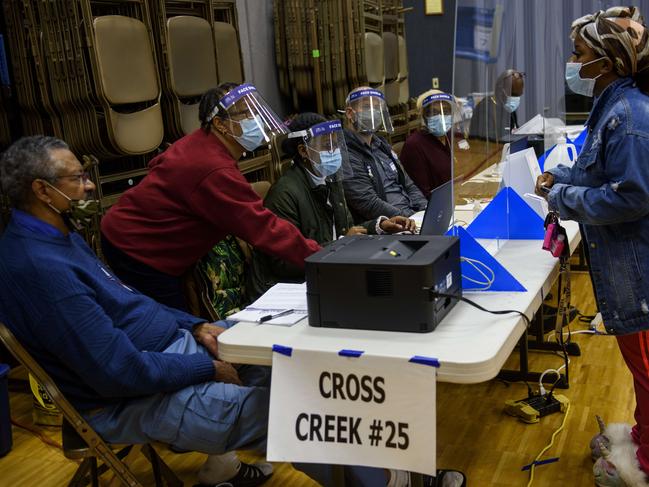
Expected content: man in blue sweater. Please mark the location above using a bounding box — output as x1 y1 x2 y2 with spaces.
0 136 272 487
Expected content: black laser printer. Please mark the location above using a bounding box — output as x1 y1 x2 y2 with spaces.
305 234 461 333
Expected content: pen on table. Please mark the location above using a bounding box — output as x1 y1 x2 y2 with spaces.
259 309 294 323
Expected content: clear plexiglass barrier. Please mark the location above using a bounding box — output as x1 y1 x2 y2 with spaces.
443 0 607 290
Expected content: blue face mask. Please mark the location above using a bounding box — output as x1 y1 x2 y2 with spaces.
426 115 453 136
317 148 342 177
503 96 520 113
565 57 604 97
234 116 266 151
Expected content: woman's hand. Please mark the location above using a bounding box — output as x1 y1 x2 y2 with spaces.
535 173 555 197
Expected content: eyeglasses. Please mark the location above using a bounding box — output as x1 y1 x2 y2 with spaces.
55 172 91 184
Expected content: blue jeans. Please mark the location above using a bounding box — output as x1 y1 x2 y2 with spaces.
85 329 270 454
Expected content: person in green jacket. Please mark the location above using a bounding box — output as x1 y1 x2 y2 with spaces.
250 112 416 297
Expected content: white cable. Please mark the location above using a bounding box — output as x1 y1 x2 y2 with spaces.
538 359 570 395
547 329 597 343
460 256 495 290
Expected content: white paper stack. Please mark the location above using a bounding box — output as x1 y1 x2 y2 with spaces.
228 283 308 326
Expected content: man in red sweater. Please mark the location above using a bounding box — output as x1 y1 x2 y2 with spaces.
101 83 321 309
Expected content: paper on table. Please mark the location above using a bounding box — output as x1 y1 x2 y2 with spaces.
227 309 308 325
247 282 308 311
227 283 308 325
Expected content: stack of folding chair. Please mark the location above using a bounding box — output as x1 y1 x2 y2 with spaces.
0 105 9 150
383 0 411 134
274 0 410 121
0 32 15 150
274 0 291 99
3 0 265 211
41 0 163 158
211 0 244 83
2 0 63 137
149 1 218 138
381 2 399 108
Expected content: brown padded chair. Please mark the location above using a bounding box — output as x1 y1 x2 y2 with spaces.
167 16 218 135
92 15 164 155
0 322 182 487
382 32 399 107
364 32 384 87
213 22 244 84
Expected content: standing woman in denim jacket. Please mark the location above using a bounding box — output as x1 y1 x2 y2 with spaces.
536 7 649 486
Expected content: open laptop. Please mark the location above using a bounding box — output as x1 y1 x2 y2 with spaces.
419 180 454 235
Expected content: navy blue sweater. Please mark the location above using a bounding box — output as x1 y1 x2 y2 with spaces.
0 211 215 410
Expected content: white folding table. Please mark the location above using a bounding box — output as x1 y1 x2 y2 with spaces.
219 222 581 384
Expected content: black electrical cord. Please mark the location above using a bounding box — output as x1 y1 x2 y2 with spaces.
429 291 532 329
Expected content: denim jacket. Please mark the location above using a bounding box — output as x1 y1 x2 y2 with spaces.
547 77 649 335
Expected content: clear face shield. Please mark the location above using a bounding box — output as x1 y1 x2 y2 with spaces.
287 120 352 181
212 83 288 151
347 89 394 134
421 93 455 137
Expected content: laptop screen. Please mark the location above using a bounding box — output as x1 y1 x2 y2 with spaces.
419 180 453 235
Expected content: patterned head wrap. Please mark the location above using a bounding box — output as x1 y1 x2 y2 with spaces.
571 6 649 77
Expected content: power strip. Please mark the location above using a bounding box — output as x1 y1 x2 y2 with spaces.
504 394 569 424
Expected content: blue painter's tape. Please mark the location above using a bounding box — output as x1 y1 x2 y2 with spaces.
338 349 364 358
272 344 293 357
521 457 559 471
409 356 440 368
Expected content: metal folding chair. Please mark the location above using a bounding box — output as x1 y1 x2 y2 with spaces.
0 322 182 487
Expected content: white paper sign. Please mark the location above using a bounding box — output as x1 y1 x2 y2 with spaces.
267 348 437 476
474 25 492 53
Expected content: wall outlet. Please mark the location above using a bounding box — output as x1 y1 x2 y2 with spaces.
432 77 440 89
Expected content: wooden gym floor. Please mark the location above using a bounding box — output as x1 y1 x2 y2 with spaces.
0 270 634 486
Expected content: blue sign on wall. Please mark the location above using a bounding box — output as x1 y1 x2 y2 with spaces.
455 6 502 63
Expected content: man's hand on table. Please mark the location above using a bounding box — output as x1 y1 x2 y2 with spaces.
380 215 417 234
213 360 242 385
193 322 227 358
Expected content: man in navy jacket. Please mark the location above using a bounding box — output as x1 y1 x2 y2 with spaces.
0 136 272 487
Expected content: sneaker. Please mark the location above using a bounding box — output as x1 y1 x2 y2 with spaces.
195 462 273 487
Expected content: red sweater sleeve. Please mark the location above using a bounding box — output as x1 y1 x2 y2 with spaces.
189 167 321 269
